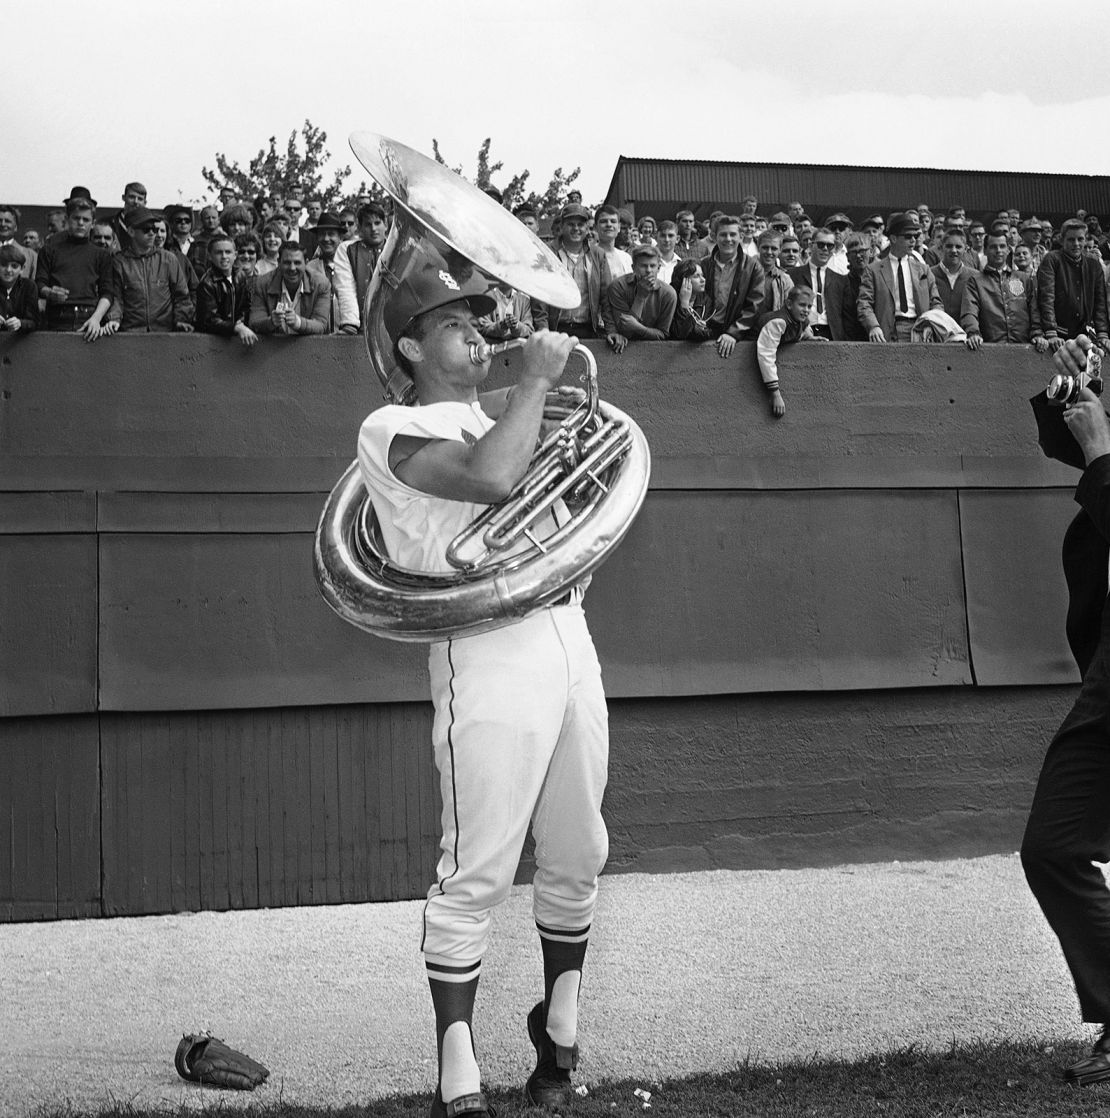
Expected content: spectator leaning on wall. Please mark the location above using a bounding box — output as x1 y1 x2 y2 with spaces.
249 240 331 336
105 207 195 335
700 214 766 358
604 243 678 353
857 212 941 343
35 193 113 339
961 230 1045 351
1038 218 1110 352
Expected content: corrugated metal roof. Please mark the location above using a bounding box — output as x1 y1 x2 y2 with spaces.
604 157 1110 224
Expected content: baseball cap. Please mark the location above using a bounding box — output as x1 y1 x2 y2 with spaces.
826 212 853 230
1020 218 1043 232
126 206 162 229
383 245 497 343
559 203 591 223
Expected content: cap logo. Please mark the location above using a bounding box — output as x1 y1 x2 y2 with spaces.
438 269 460 291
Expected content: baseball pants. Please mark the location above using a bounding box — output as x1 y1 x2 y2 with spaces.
421 603 609 966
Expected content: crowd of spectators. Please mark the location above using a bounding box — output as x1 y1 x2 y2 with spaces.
3 182 1109 408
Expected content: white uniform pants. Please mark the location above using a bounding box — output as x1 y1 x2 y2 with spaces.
421 604 609 965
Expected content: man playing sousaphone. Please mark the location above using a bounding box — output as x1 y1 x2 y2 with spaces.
356 251 610 1117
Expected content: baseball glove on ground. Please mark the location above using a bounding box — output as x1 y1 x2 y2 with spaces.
175 1032 270 1090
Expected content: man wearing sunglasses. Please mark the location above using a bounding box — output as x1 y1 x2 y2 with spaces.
787 228 845 339
857 212 941 343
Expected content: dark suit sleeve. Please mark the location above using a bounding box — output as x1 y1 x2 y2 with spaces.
857 266 879 333
1037 255 1059 337
924 266 942 312
1093 265 1109 338
961 274 980 335
826 272 845 340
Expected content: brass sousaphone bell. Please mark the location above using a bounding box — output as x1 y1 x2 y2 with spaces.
313 132 651 641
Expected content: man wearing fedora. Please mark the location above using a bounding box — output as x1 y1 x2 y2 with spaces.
307 212 358 333
857 212 942 343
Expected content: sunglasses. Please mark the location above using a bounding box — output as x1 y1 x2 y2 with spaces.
173 216 192 223
813 240 836 249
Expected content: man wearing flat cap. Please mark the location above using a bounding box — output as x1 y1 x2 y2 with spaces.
824 213 853 275
857 212 941 343
104 206 194 334
604 242 677 352
545 203 613 339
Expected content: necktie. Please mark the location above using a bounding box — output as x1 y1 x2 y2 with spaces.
815 268 824 315
897 261 908 313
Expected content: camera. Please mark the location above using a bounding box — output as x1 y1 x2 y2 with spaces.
1045 337 1104 407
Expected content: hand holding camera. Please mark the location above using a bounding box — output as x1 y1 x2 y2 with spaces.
1046 333 1104 407
1048 335 1110 466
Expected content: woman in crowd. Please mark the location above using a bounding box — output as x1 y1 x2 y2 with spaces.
221 204 256 241
234 232 264 281
668 257 711 341
258 222 285 276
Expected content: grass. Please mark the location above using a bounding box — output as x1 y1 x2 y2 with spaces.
31 1039 1110 1118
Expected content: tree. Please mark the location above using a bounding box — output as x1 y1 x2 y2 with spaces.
201 120 352 208
431 137 583 223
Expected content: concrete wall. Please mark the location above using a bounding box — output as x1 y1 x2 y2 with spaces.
0 334 1083 919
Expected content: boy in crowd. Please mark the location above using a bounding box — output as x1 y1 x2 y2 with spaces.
604 243 677 352
0 243 38 331
756 285 817 418
754 231 793 325
35 196 114 338
196 235 257 346
931 231 976 321
654 221 681 284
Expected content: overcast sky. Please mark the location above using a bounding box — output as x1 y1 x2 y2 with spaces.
10 0 1110 211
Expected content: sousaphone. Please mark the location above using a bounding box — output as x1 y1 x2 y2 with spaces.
313 132 651 641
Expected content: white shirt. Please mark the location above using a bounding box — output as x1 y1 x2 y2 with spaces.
806 263 829 326
359 401 499 573
598 245 632 279
358 400 567 575
657 254 680 285
827 247 849 275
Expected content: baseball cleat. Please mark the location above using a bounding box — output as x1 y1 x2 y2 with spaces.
525 1000 579 1109
430 1088 495 1118
1064 1025 1110 1087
